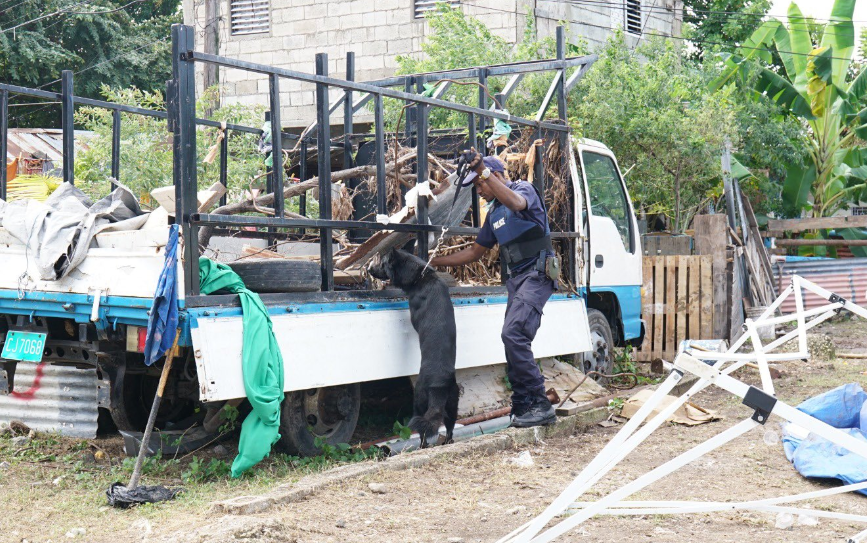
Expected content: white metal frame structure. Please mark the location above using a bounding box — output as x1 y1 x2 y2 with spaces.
500 275 867 543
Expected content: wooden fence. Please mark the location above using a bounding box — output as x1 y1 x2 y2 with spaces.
635 255 714 362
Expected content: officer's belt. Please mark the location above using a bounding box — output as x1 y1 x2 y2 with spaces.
500 235 553 265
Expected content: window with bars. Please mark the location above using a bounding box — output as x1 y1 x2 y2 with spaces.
230 0 270 36
414 0 460 19
625 0 642 35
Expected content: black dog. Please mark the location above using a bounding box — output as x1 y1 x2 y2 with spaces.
368 248 459 448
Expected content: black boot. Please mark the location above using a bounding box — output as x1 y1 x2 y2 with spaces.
510 400 556 428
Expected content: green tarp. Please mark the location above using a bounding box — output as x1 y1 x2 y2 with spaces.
198 258 285 477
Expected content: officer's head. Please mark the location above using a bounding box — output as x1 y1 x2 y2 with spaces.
472 156 506 201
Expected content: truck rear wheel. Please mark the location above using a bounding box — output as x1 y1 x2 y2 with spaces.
579 309 615 383
278 384 361 456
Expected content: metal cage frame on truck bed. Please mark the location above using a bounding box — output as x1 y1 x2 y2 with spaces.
168 23 594 297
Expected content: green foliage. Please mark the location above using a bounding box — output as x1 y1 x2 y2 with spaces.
182 456 231 483
573 33 738 232
74 85 267 205
392 420 412 440
682 0 772 60
218 403 241 434
712 0 867 220
0 0 180 127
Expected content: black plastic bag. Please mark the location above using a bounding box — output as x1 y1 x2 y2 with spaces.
106 482 183 508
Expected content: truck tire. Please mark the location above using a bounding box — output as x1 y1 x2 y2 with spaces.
278 384 361 456
226 259 321 293
579 309 615 383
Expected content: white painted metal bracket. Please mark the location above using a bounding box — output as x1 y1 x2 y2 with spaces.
500 275 867 543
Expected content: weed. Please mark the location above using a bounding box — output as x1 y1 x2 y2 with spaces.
608 397 625 411
182 456 231 483
393 420 413 440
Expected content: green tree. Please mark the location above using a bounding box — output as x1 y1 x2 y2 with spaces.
683 0 772 59
573 34 739 232
0 0 180 127
74 86 266 205
712 0 867 223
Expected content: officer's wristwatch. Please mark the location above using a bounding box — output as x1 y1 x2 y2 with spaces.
480 167 491 180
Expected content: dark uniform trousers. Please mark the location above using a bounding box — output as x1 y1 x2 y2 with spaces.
502 268 555 413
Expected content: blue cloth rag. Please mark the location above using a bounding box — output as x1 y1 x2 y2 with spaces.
143 224 180 366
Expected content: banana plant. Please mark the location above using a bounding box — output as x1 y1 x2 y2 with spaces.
710 0 867 220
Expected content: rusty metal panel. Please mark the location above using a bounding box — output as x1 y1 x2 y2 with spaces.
773 258 867 314
0 363 99 438
6 129 91 163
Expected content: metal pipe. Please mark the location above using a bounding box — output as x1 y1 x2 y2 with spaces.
219 125 228 206
110 109 120 190
344 52 354 172
315 52 334 292
61 70 74 185
0 89 7 201
269 74 284 218
378 415 513 456
416 77 429 257
374 94 386 215
299 140 308 217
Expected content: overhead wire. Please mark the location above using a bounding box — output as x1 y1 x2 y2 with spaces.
1 0 87 33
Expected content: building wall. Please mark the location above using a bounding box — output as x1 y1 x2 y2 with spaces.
186 0 682 127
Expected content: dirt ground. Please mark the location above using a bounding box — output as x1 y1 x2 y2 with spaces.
4 317 867 543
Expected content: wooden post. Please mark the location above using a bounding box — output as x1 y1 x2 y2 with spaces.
694 214 729 340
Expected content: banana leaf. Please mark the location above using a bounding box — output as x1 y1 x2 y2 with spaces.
709 20 781 91
820 0 856 88
754 67 814 119
782 163 816 214
781 3 813 93
837 227 867 257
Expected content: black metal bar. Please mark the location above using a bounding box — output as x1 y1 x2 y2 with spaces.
343 52 354 171
360 55 598 87
192 213 582 237
110 109 120 190
477 69 488 150
61 70 74 185
316 53 334 292
0 89 7 201
173 24 200 295
404 76 415 140
374 93 386 216
533 129 545 196
299 140 308 217
468 112 480 227
556 26 569 201
187 52 570 133
219 126 228 206
269 74 284 218
416 77 429 257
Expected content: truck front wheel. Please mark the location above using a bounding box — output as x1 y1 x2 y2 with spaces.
278 384 361 456
579 309 615 383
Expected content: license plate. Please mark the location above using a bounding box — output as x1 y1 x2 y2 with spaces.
1 331 48 362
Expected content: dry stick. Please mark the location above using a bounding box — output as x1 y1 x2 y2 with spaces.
127 331 181 491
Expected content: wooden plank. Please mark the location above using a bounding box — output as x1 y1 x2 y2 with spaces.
694 214 728 339
773 239 867 247
665 255 676 359
637 256 655 361
729 247 745 342
688 256 700 341
740 192 776 297
768 215 867 232
676 255 687 350
653 255 665 360
700 254 713 339
641 235 692 256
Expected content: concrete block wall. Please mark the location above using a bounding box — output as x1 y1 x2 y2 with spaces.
186 0 681 127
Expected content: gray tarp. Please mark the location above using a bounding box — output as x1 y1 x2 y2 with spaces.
0 183 147 281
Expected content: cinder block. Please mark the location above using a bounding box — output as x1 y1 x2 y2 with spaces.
235 79 259 95
362 40 388 56
327 1 350 16
387 38 412 54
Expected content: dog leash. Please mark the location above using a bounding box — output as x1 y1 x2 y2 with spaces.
421 152 474 274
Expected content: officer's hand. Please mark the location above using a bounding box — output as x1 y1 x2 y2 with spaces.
460 148 482 171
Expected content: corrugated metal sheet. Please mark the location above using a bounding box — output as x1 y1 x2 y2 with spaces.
773 257 867 314
6 128 92 163
0 364 99 438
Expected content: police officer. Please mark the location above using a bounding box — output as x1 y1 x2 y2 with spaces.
430 152 557 428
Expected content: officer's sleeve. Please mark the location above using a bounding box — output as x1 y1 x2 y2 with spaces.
511 182 540 212
476 215 496 248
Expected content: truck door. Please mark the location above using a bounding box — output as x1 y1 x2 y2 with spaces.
576 142 643 342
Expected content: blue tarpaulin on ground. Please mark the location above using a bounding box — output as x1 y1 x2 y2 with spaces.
781 383 867 495
143 224 179 366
